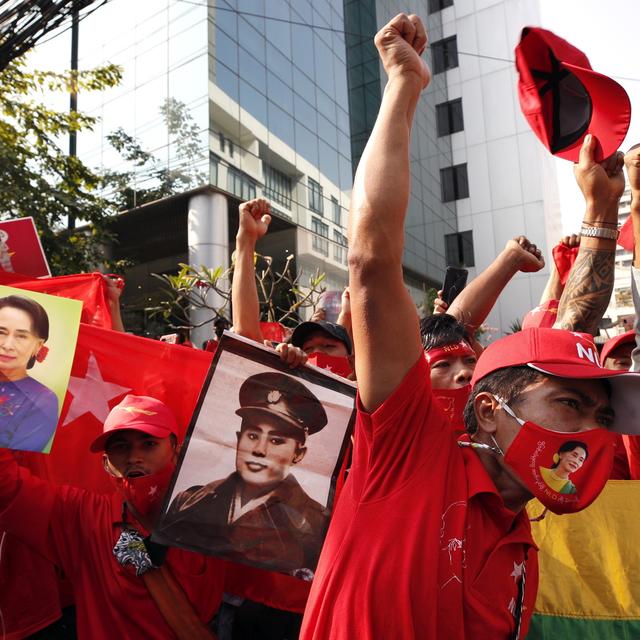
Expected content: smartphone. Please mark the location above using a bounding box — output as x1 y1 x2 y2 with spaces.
442 266 468 306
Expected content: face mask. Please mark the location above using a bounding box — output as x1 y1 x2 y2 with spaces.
306 352 353 379
433 385 471 431
110 462 176 519
495 397 616 514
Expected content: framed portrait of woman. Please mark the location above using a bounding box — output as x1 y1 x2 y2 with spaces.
0 285 82 453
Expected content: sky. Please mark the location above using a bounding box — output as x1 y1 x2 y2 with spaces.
538 0 640 231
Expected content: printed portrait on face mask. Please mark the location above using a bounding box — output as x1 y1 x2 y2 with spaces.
538 441 588 495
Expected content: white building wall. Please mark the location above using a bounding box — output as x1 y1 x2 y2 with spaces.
442 0 562 336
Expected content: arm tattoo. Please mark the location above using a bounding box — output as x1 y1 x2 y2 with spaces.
555 248 614 334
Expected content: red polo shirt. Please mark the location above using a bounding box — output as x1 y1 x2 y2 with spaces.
0 451 225 639
300 355 538 640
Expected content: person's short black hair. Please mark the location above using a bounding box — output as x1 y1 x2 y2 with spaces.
420 314 468 352
0 295 49 369
551 440 588 468
463 366 547 435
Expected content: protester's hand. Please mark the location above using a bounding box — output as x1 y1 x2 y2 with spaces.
574 135 625 207
374 13 431 89
559 233 581 249
504 236 544 273
103 274 124 305
237 198 271 243
340 287 351 316
624 143 640 195
432 289 448 315
310 307 326 322
275 342 308 369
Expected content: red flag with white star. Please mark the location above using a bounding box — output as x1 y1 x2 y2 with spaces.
21 323 213 493
0 271 113 328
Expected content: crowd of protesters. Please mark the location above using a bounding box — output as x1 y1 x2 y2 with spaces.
1 10 640 640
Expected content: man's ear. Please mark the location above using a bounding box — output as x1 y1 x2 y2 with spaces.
473 392 501 437
293 446 307 464
102 453 118 477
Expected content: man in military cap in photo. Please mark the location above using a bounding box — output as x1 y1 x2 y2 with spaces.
158 371 329 577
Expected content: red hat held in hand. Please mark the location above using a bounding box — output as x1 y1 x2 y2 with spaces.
515 27 631 162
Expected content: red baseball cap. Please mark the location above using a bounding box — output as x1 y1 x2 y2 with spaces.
515 27 630 162
89 395 179 452
600 330 635 366
472 328 640 434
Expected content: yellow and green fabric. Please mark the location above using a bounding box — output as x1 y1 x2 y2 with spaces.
528 482 640 639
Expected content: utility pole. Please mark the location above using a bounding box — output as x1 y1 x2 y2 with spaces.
68 1 79 229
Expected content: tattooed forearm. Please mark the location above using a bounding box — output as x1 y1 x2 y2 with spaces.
555 247 614 334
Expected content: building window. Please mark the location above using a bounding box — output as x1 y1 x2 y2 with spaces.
312 216 329 256
432 36 458 74
333 229 347 264
210 152 219 186
440 164 469 201
227 166 257 201
436 98 464 136
428 0 453 12
219 132 234 158
445 230 475 268
264 164 292 209
308 178 324 215
331 196 341 226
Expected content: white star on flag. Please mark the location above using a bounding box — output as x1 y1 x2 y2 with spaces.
510 561 525 581
63 353 132 426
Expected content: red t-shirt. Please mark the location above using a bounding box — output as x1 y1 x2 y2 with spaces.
300 356 538 640
0 452 225 639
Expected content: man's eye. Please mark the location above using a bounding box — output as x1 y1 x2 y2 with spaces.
270 437 286 445
431 361 449 369
559 398 579 410
246 432 258 440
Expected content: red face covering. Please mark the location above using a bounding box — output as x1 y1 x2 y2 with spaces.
432 386 471 431
497 398 616 514
307 352 353 379
110 462 176 519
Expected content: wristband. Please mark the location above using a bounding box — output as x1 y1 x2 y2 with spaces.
580 225 619 240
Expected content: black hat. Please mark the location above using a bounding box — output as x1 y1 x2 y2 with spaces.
236 372 328 438
290 321 352 355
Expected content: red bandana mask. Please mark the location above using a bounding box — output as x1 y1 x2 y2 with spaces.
111 462 176 519
306 352 353 379
433 386 470 431
496 398 616 514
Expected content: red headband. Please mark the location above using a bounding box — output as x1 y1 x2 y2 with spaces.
425 341 475 365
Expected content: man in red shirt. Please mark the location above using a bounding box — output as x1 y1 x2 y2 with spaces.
0 394 225 639
300 13 639 640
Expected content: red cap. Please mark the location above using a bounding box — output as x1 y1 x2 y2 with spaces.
515 27 630 162
600 330 635 366
521 299 559 330
472 328 640 435
89 395 179 452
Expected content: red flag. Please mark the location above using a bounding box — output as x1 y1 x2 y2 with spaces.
0 272 113 329
260 321 287 343
551 243 579 285
20 323 213 493
618 216 634 252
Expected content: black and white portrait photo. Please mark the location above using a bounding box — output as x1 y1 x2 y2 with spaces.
154 333 355 578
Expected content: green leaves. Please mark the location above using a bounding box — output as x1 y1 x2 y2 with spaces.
0 56 122 273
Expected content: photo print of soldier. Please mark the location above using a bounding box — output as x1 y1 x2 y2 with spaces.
154 333 356 579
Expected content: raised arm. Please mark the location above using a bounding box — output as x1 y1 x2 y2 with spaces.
554 135 625 334
348 14 429 411
446 236 544 338
538 234 580 305
625 144 640 371
231 198 272 343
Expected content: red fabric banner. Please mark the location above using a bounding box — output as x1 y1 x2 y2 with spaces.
618 216 634 252
0 271 114 329
552 243 579 285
